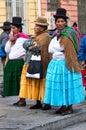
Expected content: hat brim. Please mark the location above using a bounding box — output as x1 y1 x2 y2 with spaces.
35 21 49 26
0 26 11 30
54 15 68 19
10 23 24 25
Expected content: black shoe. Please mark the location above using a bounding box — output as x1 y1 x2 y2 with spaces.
30 104 42 109
56 106 67 115
13 101 26 107
0 94 5 98
42 104 51 110
62 106 73 116
0 91 5 97
56 108 62 114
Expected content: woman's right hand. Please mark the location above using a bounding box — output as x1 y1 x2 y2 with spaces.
9 36 16 42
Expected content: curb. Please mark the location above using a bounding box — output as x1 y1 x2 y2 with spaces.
28 111 86 130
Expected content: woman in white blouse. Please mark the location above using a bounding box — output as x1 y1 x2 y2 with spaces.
43 8 85 115
3 17 28 96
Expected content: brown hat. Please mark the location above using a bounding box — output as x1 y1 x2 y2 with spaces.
34 16 49 26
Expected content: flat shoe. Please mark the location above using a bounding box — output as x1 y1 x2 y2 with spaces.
13 101 26 107
61 109 73 116
42 104 51 110
30 104 42 109
56 107 63 114
56 106 66 114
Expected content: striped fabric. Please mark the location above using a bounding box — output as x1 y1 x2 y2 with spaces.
61 26 78 52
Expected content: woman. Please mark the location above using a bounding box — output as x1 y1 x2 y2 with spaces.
78 35 86 86
3 17 29 96
0 21 11 68
43 8 85 115
13 16 51 110
78 35 86 63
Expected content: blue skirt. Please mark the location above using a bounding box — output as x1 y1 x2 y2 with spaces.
44 59 85 106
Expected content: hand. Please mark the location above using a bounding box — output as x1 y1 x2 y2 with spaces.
33 41 37 46
9 36 17 42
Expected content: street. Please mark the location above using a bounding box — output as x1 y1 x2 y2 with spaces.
63 121 86 130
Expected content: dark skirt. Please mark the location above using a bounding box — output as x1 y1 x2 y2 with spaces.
3 59 24 96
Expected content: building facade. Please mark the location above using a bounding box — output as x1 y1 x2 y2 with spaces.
0 0 78 35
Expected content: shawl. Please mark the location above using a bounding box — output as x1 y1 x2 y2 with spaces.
60 36 81 73
35 30 51 77
60 26 78 53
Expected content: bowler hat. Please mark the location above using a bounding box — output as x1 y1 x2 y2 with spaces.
34 16 49 26
11 17 24 25
0 21 11 30
54 8 68 19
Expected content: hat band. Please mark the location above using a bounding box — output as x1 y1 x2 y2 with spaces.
35 22 48 26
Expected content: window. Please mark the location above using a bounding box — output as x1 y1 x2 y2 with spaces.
47 0 59 11
5 0 28 33
6 0 24 21
6 0 12 21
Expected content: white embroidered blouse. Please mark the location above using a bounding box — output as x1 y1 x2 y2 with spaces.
49 36 65 60
5 37 27 60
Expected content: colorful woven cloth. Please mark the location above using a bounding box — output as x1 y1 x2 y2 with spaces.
61 26 78 52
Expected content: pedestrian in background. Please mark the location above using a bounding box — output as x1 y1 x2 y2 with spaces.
13 16 51 110
0 21 11 67
3 17 29 96
0 21 11 97
78 35 86 87
43 8 85 115
72 22 80 51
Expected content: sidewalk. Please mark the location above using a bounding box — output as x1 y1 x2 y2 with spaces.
0 60 86 130
0 95 86 130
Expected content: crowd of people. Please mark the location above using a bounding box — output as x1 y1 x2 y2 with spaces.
0 8 85 116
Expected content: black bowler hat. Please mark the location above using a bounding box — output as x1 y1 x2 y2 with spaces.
0 21 11 30
11 17 24 25
54 8 68 19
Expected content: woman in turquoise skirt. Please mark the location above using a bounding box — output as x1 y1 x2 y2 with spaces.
43 8 85 115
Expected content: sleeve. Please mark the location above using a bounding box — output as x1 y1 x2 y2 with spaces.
23 39 34 50
48 37 60 53
1 36 9 49
78 37 86 61
5 40 11 53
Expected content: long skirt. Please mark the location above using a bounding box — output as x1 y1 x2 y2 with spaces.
3 59 24 96
44 59 85 106
19 64 45 101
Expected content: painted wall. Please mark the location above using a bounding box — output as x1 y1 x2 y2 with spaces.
0 0 78 34
60 0 78 25
26 0 39 34
0 0 6 33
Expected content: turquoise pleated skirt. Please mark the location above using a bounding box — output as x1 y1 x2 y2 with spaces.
44 59 85 106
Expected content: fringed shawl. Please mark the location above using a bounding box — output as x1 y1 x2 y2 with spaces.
60 35 81 72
